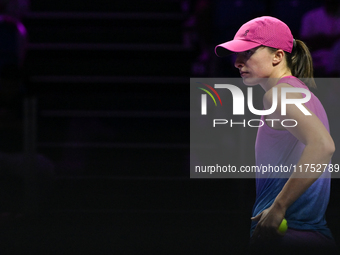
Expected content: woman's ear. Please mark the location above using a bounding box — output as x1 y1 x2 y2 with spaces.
272 49 285 65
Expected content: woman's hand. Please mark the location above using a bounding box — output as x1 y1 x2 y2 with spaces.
251 202 286 239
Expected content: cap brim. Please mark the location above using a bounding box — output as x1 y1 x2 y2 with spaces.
215 40 261 57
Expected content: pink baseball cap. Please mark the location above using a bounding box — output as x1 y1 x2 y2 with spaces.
215 16 294 57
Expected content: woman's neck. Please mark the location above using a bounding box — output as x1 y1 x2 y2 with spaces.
260 70 292 91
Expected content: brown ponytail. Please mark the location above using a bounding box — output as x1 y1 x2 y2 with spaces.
285 39 316 89
267 40 316 88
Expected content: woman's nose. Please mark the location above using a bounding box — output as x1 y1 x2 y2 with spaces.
234 54 244 69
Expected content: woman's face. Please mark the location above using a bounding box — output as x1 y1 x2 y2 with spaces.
234 46 275 86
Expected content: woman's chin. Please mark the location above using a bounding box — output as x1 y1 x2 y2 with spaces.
242 77 262 86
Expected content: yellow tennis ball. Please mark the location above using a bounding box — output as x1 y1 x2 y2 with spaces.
278 218 288 234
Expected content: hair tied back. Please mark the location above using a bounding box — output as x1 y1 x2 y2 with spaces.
293 39 297 48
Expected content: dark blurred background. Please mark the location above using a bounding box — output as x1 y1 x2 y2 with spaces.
0 0 338 254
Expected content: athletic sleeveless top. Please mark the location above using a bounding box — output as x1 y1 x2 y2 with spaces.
250 76 333 239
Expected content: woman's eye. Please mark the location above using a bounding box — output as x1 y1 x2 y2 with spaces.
235 50 254 57
236 50 252 57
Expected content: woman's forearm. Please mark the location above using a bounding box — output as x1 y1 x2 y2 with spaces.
272 141 335 213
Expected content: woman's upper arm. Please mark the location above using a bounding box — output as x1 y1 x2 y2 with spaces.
263 83 335 152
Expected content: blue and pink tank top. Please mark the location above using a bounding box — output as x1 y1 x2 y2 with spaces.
250 76 332 239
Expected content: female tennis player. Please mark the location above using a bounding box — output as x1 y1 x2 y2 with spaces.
215 16 337 254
